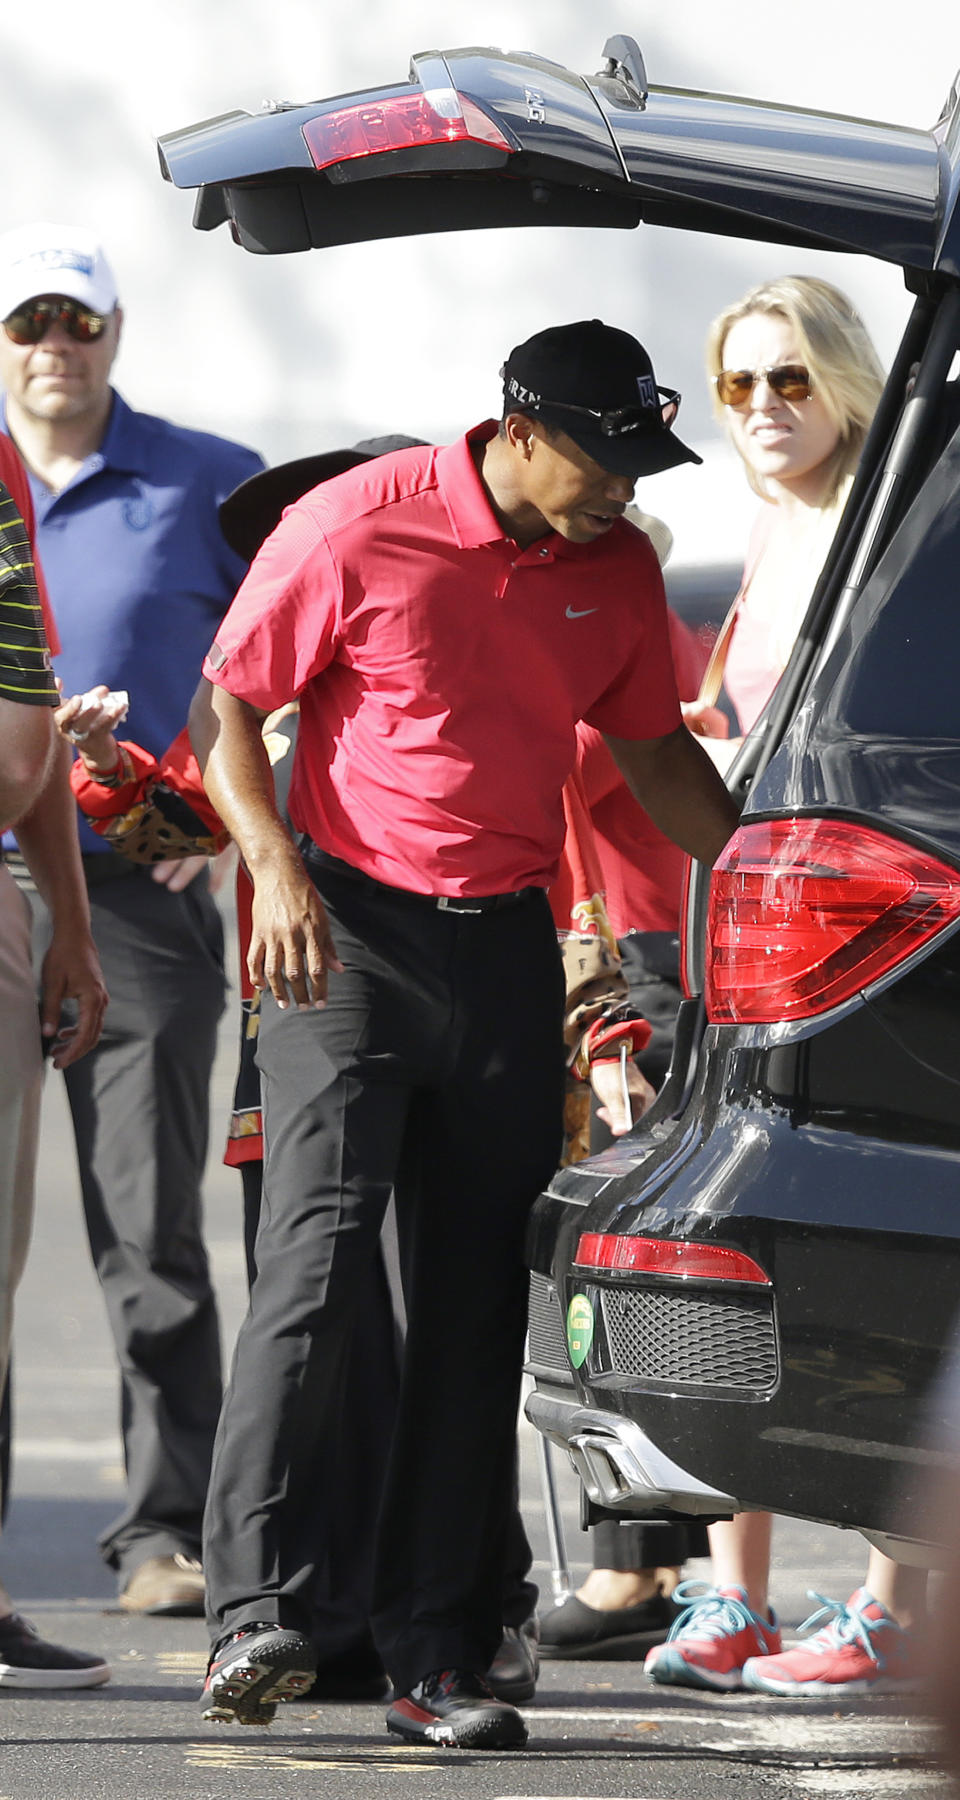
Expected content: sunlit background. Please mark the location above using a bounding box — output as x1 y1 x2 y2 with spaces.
3 1 958 564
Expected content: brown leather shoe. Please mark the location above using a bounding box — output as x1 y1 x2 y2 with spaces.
118 1554 205 1616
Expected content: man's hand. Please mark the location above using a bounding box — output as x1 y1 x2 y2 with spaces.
39 928 108 1069
590 1056 656 1136
249 859 344 1009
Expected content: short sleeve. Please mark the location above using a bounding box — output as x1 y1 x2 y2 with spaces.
0 472 58 707
203 503 343 710
583 543 682 741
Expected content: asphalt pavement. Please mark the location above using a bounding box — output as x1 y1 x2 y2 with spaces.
0 913 952 1798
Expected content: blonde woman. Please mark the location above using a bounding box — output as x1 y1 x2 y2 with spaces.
684 273 883 762
647 278 926 1698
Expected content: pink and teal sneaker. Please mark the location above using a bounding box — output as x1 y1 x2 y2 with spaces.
742 1587 922 1695
644 1582 781 1692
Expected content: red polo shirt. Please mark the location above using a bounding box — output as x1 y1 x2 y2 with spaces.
204 424 681 897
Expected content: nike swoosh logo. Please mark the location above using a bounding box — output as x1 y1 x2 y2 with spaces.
565 605 597 619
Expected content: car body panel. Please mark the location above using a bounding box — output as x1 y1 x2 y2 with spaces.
158 41 955 271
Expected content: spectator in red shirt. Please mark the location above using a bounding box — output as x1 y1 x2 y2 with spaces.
186 319 738 1749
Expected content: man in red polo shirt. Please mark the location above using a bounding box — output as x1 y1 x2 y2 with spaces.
188 319 739 1749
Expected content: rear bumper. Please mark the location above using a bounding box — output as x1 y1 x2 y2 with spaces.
524 1387 738 1517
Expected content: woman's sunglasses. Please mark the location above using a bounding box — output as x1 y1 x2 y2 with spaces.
714 363 814 408
2 298 111 346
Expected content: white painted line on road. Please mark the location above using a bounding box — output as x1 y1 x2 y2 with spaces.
524 1708 931 1739
13 1437 121 1459
796 1775 943 1796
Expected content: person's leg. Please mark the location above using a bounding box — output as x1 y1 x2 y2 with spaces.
645 1512 780 1691
862 1546 928 1626
0 866 110 1687
374 892 565 1700
538 1519 698 1660
201 860 439 1724
51 871 225 1598
0 870 42 1438
741 1546 927 1696
235 1156 399 1701
706 1512 774 1616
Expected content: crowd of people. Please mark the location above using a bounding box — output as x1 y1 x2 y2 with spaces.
0 216 941 1750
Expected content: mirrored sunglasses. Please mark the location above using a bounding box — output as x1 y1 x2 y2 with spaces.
535 391 682 435
3 298 111 346
714 363 813 407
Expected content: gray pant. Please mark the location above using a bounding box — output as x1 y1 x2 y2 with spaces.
32 860 226 1581
0 868 41 1434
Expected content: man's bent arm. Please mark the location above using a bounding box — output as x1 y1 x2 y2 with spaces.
604 725 740 868
188 677 342 1007
15 741 107 1067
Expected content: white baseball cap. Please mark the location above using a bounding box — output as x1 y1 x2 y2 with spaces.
0 223 118 322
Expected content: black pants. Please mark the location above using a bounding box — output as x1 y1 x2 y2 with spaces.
240 1165 536 1661
31 863 225 1578
203 852 565 1695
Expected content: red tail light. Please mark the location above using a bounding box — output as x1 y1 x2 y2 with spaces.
574 1233 770 1285
303 91 511 171
706 817 960 1024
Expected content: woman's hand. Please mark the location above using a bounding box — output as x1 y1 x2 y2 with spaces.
681 698 730 739
55 684 129 775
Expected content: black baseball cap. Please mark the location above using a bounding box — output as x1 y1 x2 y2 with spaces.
501 319 701 478
219 435 428 561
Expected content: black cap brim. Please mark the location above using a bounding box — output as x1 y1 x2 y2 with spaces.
219 448 372 561
539 411 702 479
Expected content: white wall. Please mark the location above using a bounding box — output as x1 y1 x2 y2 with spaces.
3 0 958 561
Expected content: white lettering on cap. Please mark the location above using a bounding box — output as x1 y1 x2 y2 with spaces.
507 375 542 407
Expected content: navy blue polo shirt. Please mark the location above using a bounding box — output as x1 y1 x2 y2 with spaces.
2 390 264 853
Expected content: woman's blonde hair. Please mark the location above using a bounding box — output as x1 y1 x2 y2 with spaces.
705 275 885 506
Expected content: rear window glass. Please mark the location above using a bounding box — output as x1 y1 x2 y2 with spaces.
828 421 960 740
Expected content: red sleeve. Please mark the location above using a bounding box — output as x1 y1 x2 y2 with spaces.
581 536 681 741
0 436 57 654
70 728 225 837
203 500 342 708
576 604 708 809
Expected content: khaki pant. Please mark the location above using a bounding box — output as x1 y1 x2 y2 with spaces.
0 864 41 1402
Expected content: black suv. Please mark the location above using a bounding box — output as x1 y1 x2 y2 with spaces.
160 38 960 1556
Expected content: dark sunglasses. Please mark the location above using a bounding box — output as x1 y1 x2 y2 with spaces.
714 363 814 408
2 298 111 346
534 390 682 435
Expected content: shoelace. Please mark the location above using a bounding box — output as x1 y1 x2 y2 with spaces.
795 1591 896 1667
665 1581 770 1650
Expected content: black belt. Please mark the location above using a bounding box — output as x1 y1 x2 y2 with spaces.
299 840 539 915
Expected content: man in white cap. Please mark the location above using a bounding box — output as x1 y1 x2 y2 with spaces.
0 222 264 1616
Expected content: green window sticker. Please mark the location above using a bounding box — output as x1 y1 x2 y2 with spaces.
566 1293 595 1369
